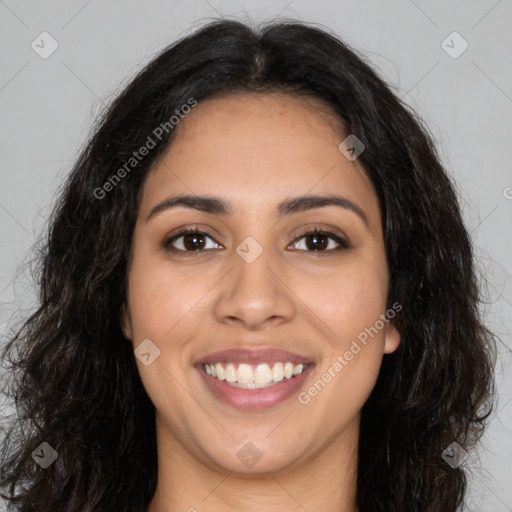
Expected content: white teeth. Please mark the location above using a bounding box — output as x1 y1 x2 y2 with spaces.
293 364 304 376
237 363 253 384
225 363 237 383
254 363 272 384
203 361 308 386
272 362 284 382
215 362 225 380
284 362 294 379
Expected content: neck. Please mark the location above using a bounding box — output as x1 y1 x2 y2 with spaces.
147 416 360 512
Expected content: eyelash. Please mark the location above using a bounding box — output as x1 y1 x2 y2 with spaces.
162 226 350 256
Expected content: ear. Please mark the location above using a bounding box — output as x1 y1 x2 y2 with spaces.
120 302 133 341
383 322 401 354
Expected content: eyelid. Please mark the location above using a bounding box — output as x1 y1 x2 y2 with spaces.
162 226 223 251
289 227 350 253
162 225 350 255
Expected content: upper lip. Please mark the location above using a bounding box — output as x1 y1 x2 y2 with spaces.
195 347 314 366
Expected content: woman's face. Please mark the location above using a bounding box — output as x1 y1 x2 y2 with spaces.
122 92 400 475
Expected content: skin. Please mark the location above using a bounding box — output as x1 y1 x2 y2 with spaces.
121 92 401 512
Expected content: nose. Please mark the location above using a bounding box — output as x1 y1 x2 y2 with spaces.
213 248 296 331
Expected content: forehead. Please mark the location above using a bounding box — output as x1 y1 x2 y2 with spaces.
140 93 380 225
166 92 346 172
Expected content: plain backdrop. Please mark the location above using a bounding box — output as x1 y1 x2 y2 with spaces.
0 1 511 511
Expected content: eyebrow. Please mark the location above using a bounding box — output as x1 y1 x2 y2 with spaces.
146 193 369 226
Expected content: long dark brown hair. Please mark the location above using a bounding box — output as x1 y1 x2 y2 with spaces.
0 19 496 512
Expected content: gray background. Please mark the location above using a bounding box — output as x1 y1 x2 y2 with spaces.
0 1 511 510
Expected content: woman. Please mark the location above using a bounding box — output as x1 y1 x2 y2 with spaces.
0 19 496 512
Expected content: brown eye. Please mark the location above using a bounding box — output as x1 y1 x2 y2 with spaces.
291 229 349 253
163 229 222 253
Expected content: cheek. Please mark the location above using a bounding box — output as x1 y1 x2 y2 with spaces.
126 254 211 342
298 256 389 396
125 256 209 408
303 259 389 343
303 261 390 412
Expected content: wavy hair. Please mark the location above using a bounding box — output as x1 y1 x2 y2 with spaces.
0 19 496 512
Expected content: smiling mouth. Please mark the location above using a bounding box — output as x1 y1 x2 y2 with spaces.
196 361 315 410
201 361 311 389
194 347 315 409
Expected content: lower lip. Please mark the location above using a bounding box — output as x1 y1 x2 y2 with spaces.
197 364 314 410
